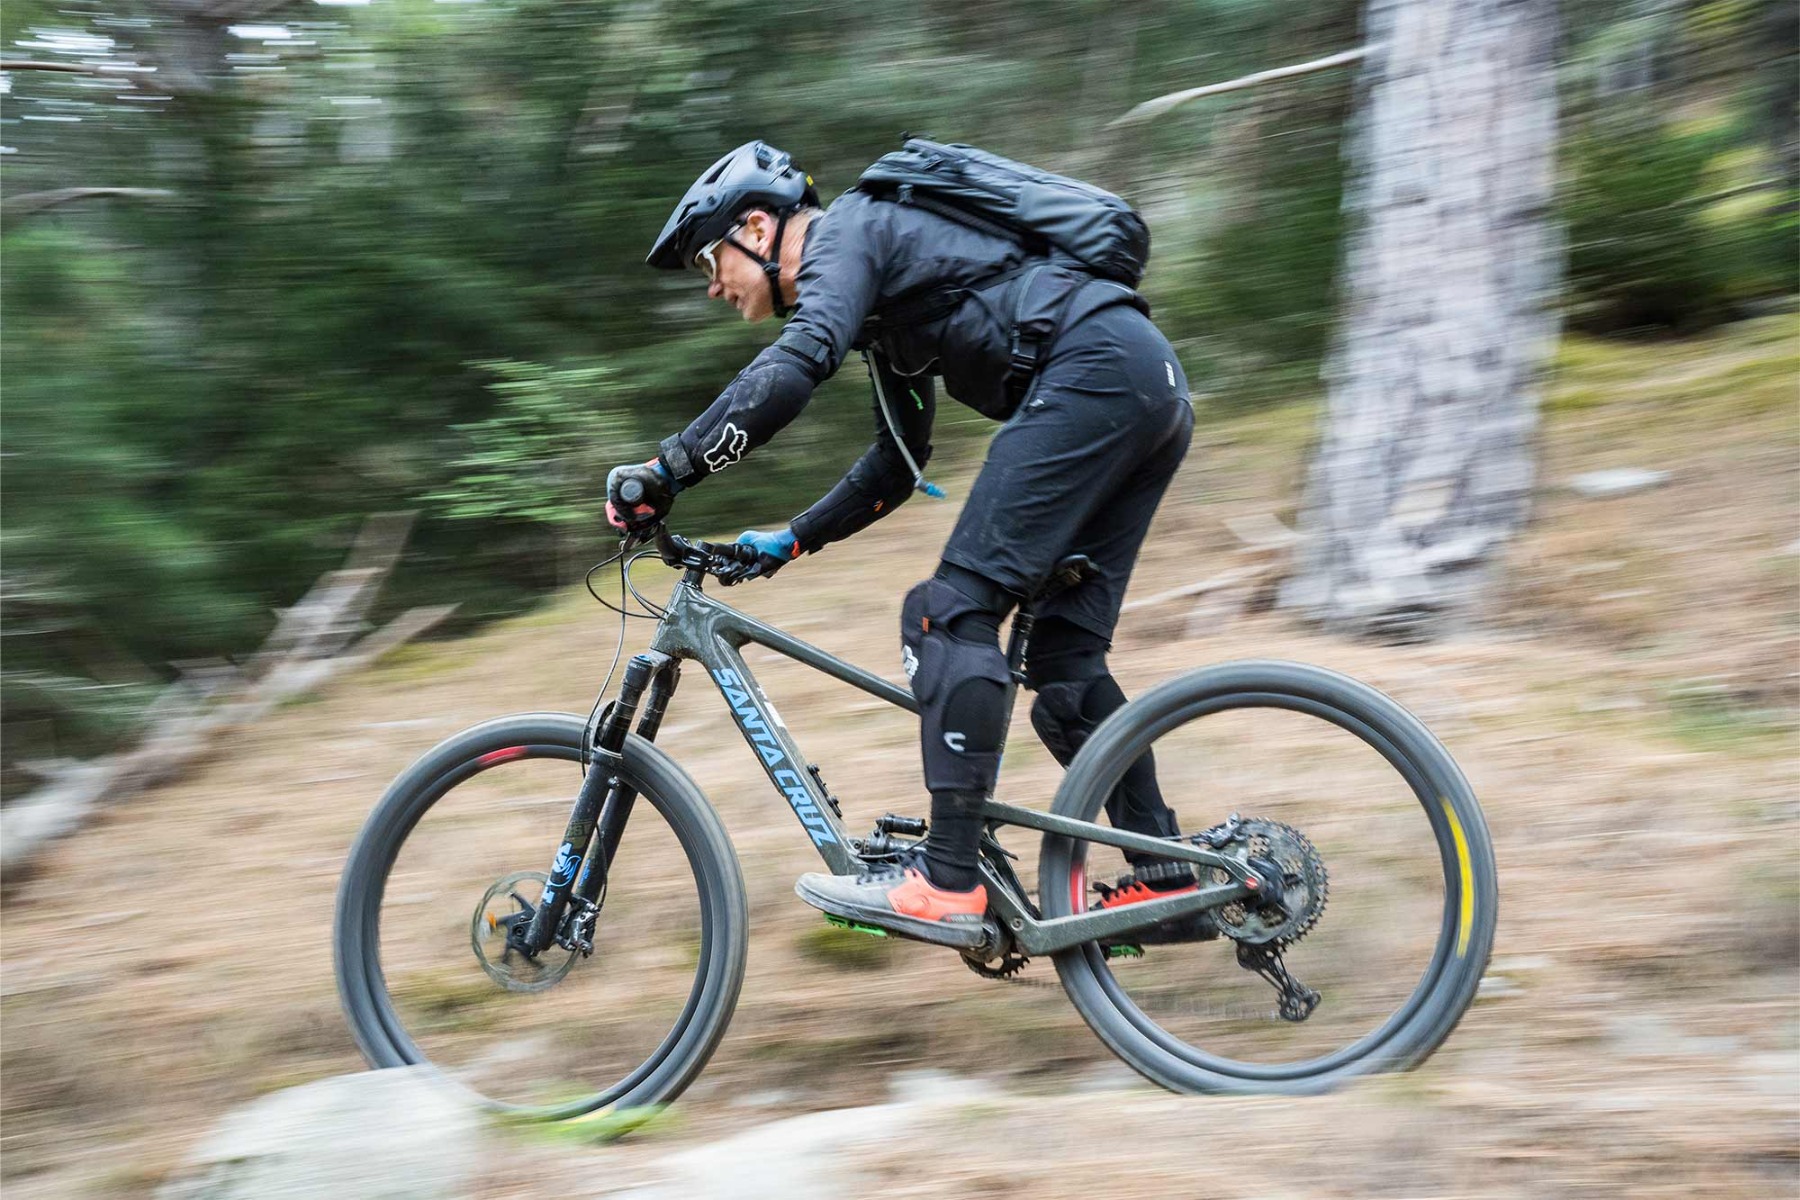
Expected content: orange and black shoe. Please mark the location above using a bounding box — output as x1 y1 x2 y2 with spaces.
795 853 992 949
1095 863 1220 946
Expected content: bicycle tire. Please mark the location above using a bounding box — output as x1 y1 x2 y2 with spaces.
334 712 747 1119
1037 660 1497 1095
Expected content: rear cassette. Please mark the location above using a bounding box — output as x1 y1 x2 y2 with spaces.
1203 818 1328 947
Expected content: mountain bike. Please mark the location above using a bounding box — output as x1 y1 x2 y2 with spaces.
334 524 1497 1118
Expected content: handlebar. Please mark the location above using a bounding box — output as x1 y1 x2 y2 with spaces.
623 523 758 586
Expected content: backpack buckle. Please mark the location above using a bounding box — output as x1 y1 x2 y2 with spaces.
1006 329 1045 406
1007 329 1041 380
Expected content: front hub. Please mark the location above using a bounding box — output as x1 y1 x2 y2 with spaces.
470 871 579 992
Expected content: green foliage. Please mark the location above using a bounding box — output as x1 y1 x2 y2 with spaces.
1163 81 1351 407
433 360 629 529
1561 0 1799 332
1564 117 1797 332
1564 121 1732 331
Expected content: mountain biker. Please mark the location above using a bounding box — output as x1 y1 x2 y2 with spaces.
608 141 1197 949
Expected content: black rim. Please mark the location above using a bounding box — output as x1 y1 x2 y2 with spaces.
1050 685 1478 1085
344 737 719 1119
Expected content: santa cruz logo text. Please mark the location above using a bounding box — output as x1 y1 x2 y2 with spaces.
711 668 837 846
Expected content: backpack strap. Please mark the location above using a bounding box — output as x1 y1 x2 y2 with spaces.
879 185 1053 259
1003 265 1088 410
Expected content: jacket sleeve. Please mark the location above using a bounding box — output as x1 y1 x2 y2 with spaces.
657 197 889 489
789 354 935 554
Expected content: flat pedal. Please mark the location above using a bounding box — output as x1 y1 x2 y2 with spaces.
824 914 890 938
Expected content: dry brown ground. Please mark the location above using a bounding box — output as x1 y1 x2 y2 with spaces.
3 317 1796 1197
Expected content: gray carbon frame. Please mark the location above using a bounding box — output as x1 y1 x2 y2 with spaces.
643 576 1259 956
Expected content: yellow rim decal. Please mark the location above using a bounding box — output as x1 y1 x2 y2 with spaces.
1442 798 1475 958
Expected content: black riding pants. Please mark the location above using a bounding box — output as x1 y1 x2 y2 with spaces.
915 304 1193 886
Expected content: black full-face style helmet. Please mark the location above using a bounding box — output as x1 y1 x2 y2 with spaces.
646 140 819 317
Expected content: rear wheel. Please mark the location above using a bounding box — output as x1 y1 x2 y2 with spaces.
334 713 747 1119
1038 661 1496 1094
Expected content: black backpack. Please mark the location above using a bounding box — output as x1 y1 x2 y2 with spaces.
849 141 1153 498
853 140 1151 452
854 137 1151 286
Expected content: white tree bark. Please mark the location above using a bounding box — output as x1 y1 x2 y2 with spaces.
1283 0 1562 640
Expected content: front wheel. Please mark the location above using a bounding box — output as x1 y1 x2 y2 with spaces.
1038 660 1497 1095
334 713 747 1119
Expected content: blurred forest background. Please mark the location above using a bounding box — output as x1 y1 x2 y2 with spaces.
3 0 1796 795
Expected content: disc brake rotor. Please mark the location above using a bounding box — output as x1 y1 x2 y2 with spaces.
470 870 578 992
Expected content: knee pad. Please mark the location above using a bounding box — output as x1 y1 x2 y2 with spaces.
901 578 1012 795
1030 673 1178 842
1029 675 1126 767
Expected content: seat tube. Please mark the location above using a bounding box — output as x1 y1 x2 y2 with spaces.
989 608 1033 798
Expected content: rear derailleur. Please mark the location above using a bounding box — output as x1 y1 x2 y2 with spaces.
1235 942 1321 1023
1197 813 1330 1023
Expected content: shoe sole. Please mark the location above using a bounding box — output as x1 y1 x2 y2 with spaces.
794 879 993 950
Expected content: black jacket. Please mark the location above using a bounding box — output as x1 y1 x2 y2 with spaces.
655 189 1140 553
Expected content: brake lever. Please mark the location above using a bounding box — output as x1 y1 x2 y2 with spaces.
712 542 758 587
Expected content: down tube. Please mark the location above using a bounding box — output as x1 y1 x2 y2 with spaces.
698 640 861 874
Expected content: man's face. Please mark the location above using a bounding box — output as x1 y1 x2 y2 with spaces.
704 209 779 323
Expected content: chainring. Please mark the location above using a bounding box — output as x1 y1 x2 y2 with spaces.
1201 818 1329 947
963 948 1030 980
470 870 579 992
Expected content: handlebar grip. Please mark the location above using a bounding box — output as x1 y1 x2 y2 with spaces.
619 478 646 506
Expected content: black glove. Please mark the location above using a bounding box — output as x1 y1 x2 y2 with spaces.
719 528 800 586
606 460 677 533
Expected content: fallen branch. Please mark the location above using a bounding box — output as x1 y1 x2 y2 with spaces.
1222 512 1303 554
3 187 177 221
1108 46 1369 129
1122 563 1276 614
1 513 453 876
1 59 155 76
1123 512 1310 633
343 605 458 669
0 58 170 94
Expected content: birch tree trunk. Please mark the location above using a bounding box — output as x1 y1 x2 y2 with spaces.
1282 0 1562 640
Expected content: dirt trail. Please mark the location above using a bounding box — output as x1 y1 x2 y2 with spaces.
3 318 1796 1197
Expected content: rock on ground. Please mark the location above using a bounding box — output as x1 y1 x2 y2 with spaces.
613 1071 1000 1200
157 1068 486 1200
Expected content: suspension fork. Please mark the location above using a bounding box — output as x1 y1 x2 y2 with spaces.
516 652 678 955
578 654 679 901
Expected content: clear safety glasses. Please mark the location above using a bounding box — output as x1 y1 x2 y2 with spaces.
692 223 744 281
